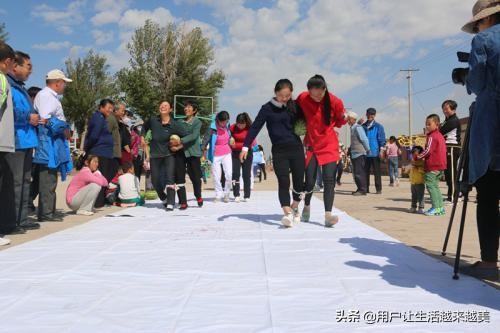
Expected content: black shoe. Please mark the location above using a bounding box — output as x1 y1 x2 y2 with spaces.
19 222 41 230
353 191 367 196
1 226 26 235
53 211 66 218
28 204 37 214
376 191 382 194
38 214 63 222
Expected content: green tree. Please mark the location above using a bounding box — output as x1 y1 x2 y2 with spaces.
0 22 8 42
63 50 116 147
117 20 225 121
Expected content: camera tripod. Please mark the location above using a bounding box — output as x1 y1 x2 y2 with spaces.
441 103 474 280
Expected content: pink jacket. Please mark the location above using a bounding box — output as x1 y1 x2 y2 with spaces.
66 167 108 204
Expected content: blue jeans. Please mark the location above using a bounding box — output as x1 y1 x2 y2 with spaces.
388 157 399 184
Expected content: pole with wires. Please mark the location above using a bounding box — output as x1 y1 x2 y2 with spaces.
400 69 419 145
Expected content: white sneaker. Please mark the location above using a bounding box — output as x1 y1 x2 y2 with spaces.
325 214 339 228
214 197 220 203
281 213 294 228
76 210 94 216
234 196 241 203
243 197 250 202
0 237 11 246
223 195 230 203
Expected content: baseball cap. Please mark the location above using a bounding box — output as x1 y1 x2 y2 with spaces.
46 69 73 82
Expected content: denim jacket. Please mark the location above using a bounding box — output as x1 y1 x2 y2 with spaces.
466 24 500 184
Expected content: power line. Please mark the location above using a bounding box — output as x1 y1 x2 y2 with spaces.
413 81 452 95
349 39 467 109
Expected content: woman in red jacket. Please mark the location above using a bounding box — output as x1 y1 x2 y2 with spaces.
230 113 255 202
296 75 347 227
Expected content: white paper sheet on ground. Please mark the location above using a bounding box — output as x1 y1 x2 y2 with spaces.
0 192 498 333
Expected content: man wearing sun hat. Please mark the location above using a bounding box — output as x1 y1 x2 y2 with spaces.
460 0 500 281
32 69 73 222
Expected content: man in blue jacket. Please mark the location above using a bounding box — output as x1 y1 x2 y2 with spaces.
5 51 41 231
362 108 386 194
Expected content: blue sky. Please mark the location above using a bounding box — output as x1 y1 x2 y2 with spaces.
0 0 477 146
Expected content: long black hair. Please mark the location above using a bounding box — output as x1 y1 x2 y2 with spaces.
307 74 331 125
236 112 252 128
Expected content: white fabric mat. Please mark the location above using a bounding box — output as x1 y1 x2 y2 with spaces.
0 192 498 332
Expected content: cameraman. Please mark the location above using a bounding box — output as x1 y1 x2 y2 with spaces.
462 0 500 280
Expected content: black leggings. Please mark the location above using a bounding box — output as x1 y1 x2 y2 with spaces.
232 151 253 199
475 169 499 263
175 154 203 204
305 154 338 212
258 163 267 181
335 160 343 183
272 143 304 207
186 156 202 200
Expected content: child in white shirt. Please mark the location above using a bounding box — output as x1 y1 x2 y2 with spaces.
118 162 144 207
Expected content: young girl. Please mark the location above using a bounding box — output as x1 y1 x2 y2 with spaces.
409 146 425 214
240 79 304 227
118 161 144 207
257 145 267 182
176 101 204 209
230 113 255 202
203 111 233 203
142 101 187 211
66 155 108 215
386 136 401 186
296 74 347 228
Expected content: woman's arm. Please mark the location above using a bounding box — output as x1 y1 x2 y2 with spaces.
243 106 267 149
79 167 108 187
466 34 487 95
181 118 201 145
331 95 347 128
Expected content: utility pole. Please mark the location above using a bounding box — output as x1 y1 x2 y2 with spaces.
400 69 419 144
344 107 352 147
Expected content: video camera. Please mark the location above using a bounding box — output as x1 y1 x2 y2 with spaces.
451 52 470 85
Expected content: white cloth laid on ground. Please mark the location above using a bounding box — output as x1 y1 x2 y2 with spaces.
0 191 498 332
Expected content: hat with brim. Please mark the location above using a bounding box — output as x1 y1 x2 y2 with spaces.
46 69 73 82
462 0 500 34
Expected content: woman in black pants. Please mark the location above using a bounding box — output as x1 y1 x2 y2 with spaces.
175 101 204 209
230 113 254 202
296 75 347 227
143 101 187 211
240 79 304 227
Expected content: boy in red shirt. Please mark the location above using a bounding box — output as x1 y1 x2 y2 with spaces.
417 114 447 216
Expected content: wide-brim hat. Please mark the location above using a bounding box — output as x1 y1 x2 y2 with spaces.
462 0 500 34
